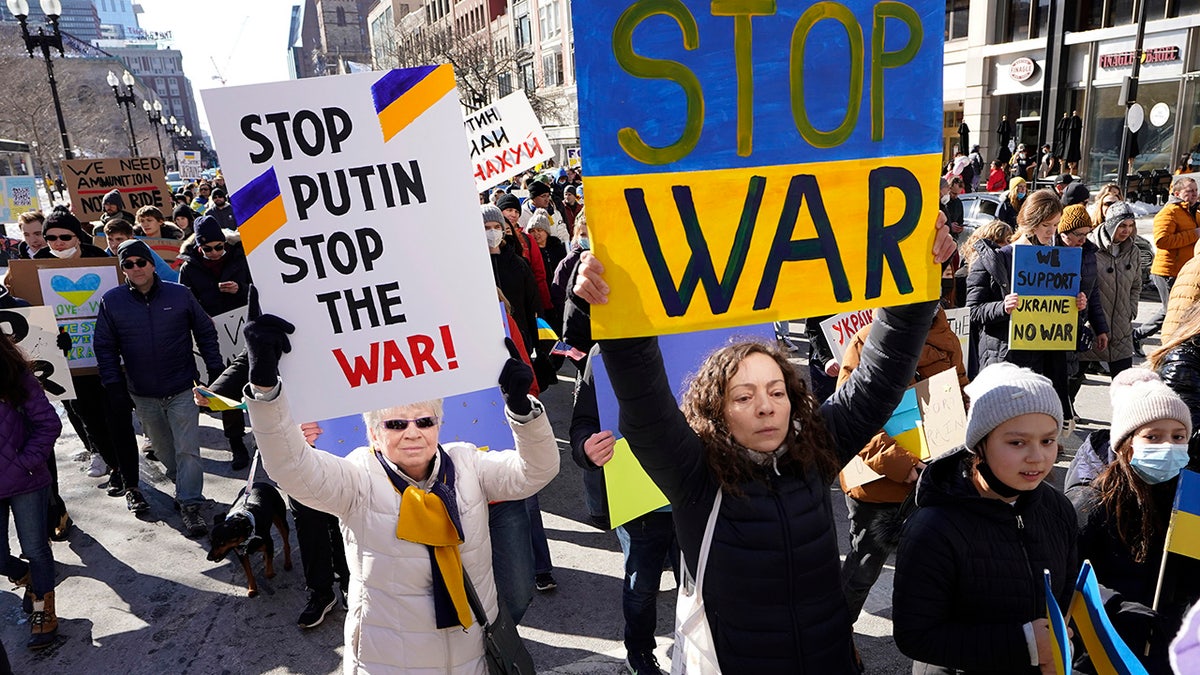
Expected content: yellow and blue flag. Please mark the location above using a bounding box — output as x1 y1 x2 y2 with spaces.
536 317 558 342
1069 560 1149 675
1044 569 1071 675
1165 469 1200 560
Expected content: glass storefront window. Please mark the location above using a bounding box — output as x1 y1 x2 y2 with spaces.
1085 81 1180 186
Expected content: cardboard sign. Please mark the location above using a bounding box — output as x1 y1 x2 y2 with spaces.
1009 245 1081 350
820 309 874 362
840 455 884 490
178 150 202 181
914 367 966 460
192 306 248 377
202 66 506 422
466 91 554 192
592 323 776 528
61 157 171 222
0 306 76 401
573 0 944 338
944 306 970 355
5 258 123 373
0 176 40 221
566 147 581 168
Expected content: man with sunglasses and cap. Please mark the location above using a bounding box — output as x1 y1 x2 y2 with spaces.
95 239 225 537
178 216 253 470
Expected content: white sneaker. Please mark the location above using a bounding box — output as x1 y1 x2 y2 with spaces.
86 454 108 478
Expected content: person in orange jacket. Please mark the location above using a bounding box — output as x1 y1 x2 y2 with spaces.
836 306 969 623
1135 176 1200 349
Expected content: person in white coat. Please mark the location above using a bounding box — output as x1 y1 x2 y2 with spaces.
239 302 559 674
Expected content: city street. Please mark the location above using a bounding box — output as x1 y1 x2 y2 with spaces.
0 297 1165 674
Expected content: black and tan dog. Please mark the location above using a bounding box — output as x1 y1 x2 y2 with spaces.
207 482 293 597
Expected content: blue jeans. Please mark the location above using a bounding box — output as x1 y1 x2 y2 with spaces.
525 494 553 575
615 510 679 652
581 469 609 529
0 486 54 595
488 500 534 625
131 389 203 505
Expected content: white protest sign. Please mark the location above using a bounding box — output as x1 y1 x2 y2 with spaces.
0 306 76 401
36 264 120 370
193 306 248 376
944 307 970 356
820 309 875 362
915 367 967 461
178 150 202 181
203 66 506 422
0 176 40 221
466 91 553 192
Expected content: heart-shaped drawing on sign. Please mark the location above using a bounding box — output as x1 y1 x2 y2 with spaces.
50 273 102 307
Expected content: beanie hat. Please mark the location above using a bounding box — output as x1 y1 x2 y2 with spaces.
1109 369 1192 449
1103 201 1136 238
42 206 87 241
193 215 226 245
1061 182 1091 207
1055 173 1074 186
117 238 155 265
212 187 226 199
173 204 196 223
564 185 577 196
527 209 552 233
964 363 1064 449
103 189 124 209
528 180 551 198
1058 204 1092 234
481 204 504 225
496 194 521 212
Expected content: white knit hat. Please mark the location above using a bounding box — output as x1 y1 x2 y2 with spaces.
964 363 1063 449
1109 369 1192 449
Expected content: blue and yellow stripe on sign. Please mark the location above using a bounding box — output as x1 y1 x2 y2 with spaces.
1044 569 1071 675
536 317 558 342
1166 470 1200 559
1068 561 1149 675
230 167 286 255
372 64 456 142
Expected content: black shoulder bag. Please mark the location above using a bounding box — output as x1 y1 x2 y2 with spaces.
463 570 535 675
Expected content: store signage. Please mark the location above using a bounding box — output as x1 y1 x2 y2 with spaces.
1009 57 1036 82
1099 46 1180 69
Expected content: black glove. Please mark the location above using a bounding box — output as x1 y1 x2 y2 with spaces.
242 286 295 388
498 338 534 416
103 379 133 410
56 328 72 356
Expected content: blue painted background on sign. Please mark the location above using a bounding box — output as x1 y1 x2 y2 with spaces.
1011 246 1082 297
572 0 943 176
592 324 776 436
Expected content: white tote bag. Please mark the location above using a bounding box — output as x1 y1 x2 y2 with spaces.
671 490 723 675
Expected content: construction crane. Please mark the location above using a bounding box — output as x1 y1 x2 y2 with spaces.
209 16 249 85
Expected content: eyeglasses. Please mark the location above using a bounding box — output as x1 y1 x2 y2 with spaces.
121 258 150 269
1064 229 1092 239
44 234 75 242
382 416 439 431
201 243 225 253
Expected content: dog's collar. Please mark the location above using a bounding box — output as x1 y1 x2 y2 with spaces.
226 494 257 553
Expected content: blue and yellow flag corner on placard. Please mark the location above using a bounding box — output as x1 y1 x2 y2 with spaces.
230 167 286 255
371 64 456 142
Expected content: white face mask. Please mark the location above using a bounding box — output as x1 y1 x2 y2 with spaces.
49 246 78 259
485 229 504 249
1130 443 1190 484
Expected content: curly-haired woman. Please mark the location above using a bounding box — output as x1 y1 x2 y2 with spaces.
569 216 956 673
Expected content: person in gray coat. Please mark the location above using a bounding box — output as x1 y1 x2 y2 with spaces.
1080 202 1143 378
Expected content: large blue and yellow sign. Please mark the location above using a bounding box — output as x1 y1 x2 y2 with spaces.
574 0 945 337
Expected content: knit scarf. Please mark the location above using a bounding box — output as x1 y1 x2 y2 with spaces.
374 447 471 630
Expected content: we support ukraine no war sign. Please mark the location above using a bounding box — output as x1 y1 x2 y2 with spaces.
202 67 506 422
574 0 945 338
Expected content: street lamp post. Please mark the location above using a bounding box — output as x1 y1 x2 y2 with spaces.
143 99 165 165
8 0 73 161
107 70 139 156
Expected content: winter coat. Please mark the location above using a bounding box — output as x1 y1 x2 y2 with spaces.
1154 337 1200 454
599 299 939 673
941 197 965 239
996 198 1021 227
1150 198 1199 277
0 371 61 499
1081 227 1142 362
837 308 969 503
1064 429 1113 490
207 203 239 230
514 230 552 311
94 277 223 397
245 386 558 675
537 236 567 311
986 169 1008 192
177 234 252 316
893 448 1078 674
1162 254 1200 341
966 239 1012 375
1070 238 1110 338
549 243 585 321
491 244 539 356
133 222 184 240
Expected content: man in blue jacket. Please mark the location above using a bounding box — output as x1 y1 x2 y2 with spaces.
94 239 224 537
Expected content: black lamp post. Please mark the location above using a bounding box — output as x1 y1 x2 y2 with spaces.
107 69 139 156
143 99 165 164
8 0 72 161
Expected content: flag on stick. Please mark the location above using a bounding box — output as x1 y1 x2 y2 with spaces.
1069 560 1149 675
1045 569 1072 675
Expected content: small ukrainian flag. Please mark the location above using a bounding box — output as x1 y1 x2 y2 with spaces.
230 167 287 255
1069 560 1149 675
1165 470 1200 560
1044 569 1071 675
371 65 456 142
536 317 558 342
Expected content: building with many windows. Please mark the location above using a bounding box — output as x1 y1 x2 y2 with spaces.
945 0 1200 187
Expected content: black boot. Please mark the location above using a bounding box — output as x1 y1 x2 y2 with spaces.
230 435 250 471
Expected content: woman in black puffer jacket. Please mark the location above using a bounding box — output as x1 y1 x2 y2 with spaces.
894 363 1077 675
569 216 957 674
1148 303 1200 459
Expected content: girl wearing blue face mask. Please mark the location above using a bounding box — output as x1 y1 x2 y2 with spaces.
1067 369 1200 674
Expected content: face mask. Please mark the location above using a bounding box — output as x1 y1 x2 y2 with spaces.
977 459 1024 498
578 237 590 250
50 245 77 259
1017 192 1027 201
1130 443 1190 484
940 194 951 205
485 229 504 249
